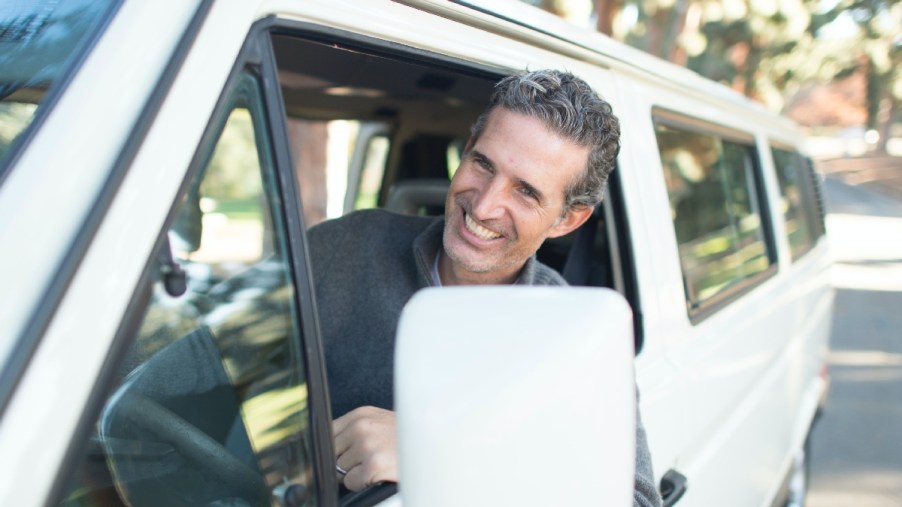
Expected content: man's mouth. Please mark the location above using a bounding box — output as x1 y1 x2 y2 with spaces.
464 212 502 241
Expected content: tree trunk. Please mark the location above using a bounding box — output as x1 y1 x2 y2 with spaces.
666 0 691 64
287 119 329 227
876 97 896 154
644 0 690 61
594 0 621 37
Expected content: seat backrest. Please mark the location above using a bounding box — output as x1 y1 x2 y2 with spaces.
395 135 453 182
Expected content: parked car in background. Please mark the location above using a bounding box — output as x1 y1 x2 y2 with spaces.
0 0 832 506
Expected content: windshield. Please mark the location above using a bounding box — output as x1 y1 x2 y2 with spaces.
0 0 118 179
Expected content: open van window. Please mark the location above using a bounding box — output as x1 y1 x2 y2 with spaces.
270 29 642 347
271 33 496 227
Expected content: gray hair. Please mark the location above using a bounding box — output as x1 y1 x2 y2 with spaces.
470 69 621 210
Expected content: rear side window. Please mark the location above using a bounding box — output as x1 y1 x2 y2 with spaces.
771 146 818 260
654 115 775 318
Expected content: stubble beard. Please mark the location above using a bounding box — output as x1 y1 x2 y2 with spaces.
442 201 523 276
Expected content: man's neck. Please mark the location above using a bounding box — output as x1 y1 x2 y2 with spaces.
437 249 523 286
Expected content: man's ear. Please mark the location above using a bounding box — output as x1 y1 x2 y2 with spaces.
548 205 594 239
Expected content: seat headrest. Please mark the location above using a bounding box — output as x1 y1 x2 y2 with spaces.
385 179 450 216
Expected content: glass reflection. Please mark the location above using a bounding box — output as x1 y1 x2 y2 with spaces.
656 122 772 310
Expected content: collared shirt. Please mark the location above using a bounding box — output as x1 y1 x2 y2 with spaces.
432 248 442 286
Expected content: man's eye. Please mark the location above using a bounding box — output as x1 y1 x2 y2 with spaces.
474 157 492 172
519 187 538 201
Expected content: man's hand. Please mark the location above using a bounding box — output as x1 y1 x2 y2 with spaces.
333 406 399 491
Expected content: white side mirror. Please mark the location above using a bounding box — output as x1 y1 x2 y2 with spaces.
395 286 636 506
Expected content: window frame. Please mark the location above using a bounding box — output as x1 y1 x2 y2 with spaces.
803 156 828 239
345 122 392 214
257 25 340 504
652 108 778 323
605 167 645 351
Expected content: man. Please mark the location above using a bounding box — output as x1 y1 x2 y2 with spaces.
308 69 661 506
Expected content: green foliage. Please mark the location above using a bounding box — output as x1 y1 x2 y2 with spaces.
536 0 900 145
0 101 37 161
201 109 263 201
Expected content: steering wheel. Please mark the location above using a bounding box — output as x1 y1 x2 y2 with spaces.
339 481 399 507
101 389 269 507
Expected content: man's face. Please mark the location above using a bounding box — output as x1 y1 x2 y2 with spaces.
442 107 592 284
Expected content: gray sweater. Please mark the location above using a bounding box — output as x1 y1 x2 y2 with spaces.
308 209 661 507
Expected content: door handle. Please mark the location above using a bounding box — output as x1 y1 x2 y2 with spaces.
659 469 688 506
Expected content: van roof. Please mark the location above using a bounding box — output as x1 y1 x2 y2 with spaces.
400 0 789 125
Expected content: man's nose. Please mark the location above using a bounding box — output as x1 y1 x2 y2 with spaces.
470 179 506 220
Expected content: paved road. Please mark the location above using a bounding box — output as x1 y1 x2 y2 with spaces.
806 176 902 506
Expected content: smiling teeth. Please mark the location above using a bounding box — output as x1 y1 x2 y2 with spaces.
465 213 501 240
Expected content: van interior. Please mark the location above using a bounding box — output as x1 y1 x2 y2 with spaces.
271 32 637 336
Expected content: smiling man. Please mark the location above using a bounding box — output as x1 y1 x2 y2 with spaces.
309 69 661 506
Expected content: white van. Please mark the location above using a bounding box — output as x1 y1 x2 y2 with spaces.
0 1 833 506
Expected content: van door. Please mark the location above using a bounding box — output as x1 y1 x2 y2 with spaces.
45 59 339 504
605 74 695 501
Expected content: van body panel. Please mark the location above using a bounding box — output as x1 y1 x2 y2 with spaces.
605 51 832 505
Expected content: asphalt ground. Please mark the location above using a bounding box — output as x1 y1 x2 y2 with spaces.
806 156 902 507
817 155 902 202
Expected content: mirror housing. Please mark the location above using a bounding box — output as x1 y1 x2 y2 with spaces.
395 287 636 506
